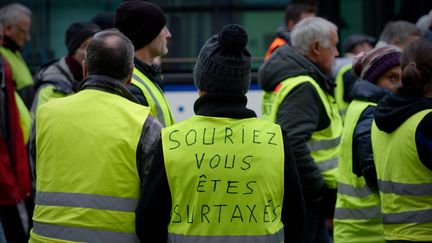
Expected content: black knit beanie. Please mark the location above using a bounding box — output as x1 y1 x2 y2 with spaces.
115 0 167 50
193 24 251 94
65 21 100 55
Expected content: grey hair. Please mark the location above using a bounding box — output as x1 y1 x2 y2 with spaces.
291 17 337 55
0 3 31 25
379 21 421 45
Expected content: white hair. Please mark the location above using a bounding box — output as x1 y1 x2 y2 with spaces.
291 17 337 55
0 3 31 25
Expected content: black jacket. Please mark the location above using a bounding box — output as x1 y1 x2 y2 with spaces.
258 44 335 202
136 93 306 243
350 80 392 192
374 92 432 171
129 58 164 106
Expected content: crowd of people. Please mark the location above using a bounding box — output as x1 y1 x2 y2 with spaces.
0 1 431 243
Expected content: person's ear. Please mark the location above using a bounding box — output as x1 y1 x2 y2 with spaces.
312 41 320 56
198 90 206 97
125 64 134 85
82 60 87 77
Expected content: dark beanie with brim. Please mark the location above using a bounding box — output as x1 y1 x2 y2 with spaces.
193 24 251 94
115 0 167 50
65 21 100 55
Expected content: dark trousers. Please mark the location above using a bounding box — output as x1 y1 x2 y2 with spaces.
0 204 27 243
297 202 331 243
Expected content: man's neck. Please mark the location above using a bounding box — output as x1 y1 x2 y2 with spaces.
135 48 155 65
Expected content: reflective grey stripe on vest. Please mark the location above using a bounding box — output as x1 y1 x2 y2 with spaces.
339 109 347 117
337 182 373 198
378 180 432 196
133 73 165 125
382 208 432 224
307 137 340 152
36 191 138 212
316 157 338 171
33 222 139 243
168 228 284 243
334 206 381 220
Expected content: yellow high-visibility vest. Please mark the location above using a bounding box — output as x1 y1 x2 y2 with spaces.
262 75 342 188
132 67 175 126
372 109 432 242
162 116 285 242
334 99 384 243
30 89 149 243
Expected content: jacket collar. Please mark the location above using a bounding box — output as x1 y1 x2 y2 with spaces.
194 93 256 119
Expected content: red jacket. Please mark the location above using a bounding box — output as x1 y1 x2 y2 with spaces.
0 57 31 204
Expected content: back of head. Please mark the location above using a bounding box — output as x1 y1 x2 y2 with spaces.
84 29 134 82
353 46 401 83
65 21 100 55
0 3 31 25
193 24 251 94
343 34 376 54
400 39 432 96
115 0 167 50
379 21 421 46
291 17 337 55
284 3 316 27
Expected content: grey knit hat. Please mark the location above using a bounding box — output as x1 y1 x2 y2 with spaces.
193 24 251 94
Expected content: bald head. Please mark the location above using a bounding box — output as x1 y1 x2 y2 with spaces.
84 29 134 83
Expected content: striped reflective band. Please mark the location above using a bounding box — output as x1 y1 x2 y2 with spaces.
378 180 432 196
36 191 138 212
133 73 165 125
168 228 284 243
334 206 381 220
337 182 373 198
307 137 340 152
317 157 338 171
382 209 432 224
33 222 139 243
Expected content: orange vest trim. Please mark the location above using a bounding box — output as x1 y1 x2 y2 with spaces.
265 37 287 60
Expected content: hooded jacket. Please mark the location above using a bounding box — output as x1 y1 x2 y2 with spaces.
32 57 77 115
374 92 432 171
258 44 336 202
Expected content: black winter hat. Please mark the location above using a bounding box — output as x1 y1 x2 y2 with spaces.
115 1 167 50
65 21 100 55
193 24 251 94
91 12 114 30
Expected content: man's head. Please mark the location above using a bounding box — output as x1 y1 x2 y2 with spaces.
65 21 100 64
193 24 251 95
353 47 402 93
84 29 134 84
284 3 316 32
291 17 339 74
0 3 31 49
378 21 421 51
115 1 171 59
343 34 376 56
400 39 432 97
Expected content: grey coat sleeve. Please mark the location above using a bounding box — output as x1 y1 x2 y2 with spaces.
276 82 329 200
136 115 163 187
